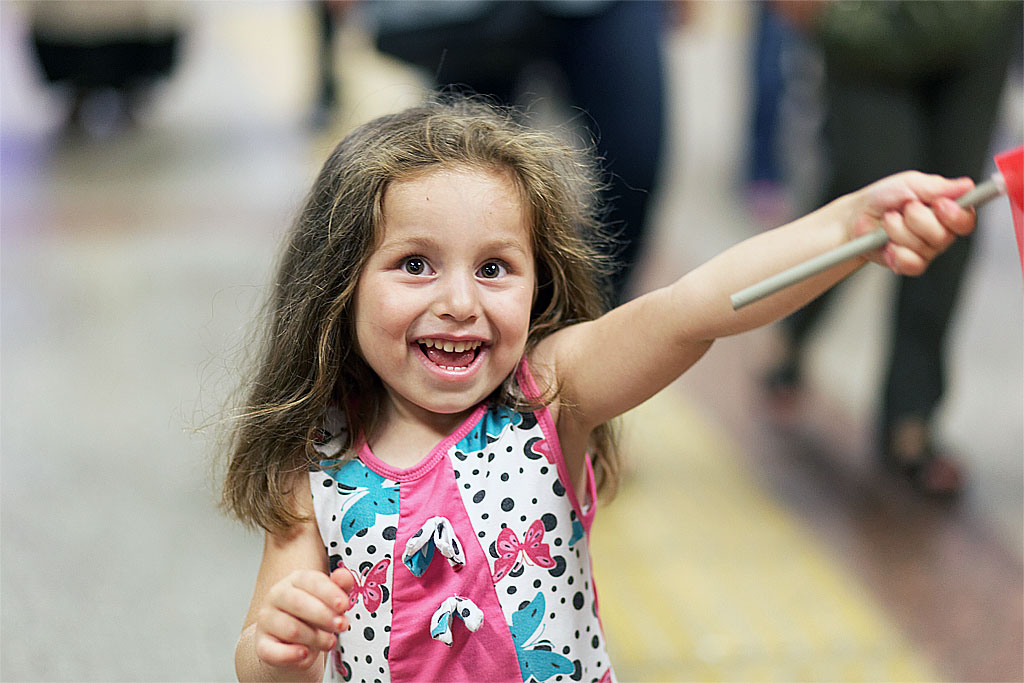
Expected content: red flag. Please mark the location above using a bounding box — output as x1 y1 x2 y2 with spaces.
993 145 1024 271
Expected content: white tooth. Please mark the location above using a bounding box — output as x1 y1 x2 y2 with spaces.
453 341 466 353
442 341 455 352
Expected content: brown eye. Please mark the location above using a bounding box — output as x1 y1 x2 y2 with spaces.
402 257 427 275
478 261 505 279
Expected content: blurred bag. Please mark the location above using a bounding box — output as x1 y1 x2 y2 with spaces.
817 0 1019 81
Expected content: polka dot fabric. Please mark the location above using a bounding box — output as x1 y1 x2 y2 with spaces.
310 360 614 683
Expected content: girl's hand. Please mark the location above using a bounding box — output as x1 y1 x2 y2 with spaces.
253 567 355 672
851 171 976 276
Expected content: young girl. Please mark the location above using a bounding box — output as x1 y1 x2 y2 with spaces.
223 97 975 682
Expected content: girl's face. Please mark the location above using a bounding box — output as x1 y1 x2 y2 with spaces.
353 166 536 426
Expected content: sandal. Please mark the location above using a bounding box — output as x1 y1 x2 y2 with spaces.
881 419 965 499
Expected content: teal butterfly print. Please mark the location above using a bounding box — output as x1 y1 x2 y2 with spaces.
509 593 575 682
323 459 399 542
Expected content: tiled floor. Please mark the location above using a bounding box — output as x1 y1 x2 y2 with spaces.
2 3 1020 681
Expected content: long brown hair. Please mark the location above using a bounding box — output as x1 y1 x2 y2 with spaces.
222 96 620 533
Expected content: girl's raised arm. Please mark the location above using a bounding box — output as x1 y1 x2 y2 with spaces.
534 172 975 443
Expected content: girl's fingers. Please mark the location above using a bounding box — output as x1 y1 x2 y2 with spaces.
903 200 955 253
901 172 975 206
254 636 312 667
274 584 347 633
934 196 977 237
262 609 338 653
330 566 356 594
284 572 350 628
884 242 929 277
882 208 933 262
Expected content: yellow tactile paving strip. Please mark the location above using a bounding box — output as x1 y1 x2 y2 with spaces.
590 387 940 682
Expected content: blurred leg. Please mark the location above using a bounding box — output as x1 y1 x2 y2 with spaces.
882 19 1018 431
777 71 923 380
553 0 668 299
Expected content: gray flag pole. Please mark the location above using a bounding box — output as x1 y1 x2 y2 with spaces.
729 175 1007 310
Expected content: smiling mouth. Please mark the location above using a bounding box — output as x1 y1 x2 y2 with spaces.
417 338 483 370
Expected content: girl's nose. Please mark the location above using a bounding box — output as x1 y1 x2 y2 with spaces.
433 272 480 321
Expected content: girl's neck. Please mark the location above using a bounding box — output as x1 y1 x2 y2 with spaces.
366 397 476 469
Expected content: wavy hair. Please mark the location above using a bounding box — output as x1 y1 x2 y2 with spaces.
222 96 619 533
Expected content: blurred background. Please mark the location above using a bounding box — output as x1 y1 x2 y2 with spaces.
1 1 1021 680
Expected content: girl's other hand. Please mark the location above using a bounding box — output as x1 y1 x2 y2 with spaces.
851 172 976 276
254 568 353 672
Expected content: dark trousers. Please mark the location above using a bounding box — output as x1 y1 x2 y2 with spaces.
376 0 667 299
784 17 1017 432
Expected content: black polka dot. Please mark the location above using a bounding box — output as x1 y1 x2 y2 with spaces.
367 545 376 554
501 497 515 512
541 513 557 531
382 526 397 540
533 579 542 588
552 480 565 496
572 592 584 610
591 635 600 648
500 473 509 482
507 585 517 595
364 627 374 640
473 490 486 504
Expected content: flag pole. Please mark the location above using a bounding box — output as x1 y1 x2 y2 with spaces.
730 175 1006 310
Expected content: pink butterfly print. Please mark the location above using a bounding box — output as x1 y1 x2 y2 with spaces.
341 558 391 613
493 519 556 583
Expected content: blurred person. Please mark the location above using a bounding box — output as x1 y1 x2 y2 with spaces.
311 0 359 129
764 0 1021 498
367 0 669 301
28 0 186 138
745 1 802 227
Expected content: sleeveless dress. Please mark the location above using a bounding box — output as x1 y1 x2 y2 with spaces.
310 360 614 683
